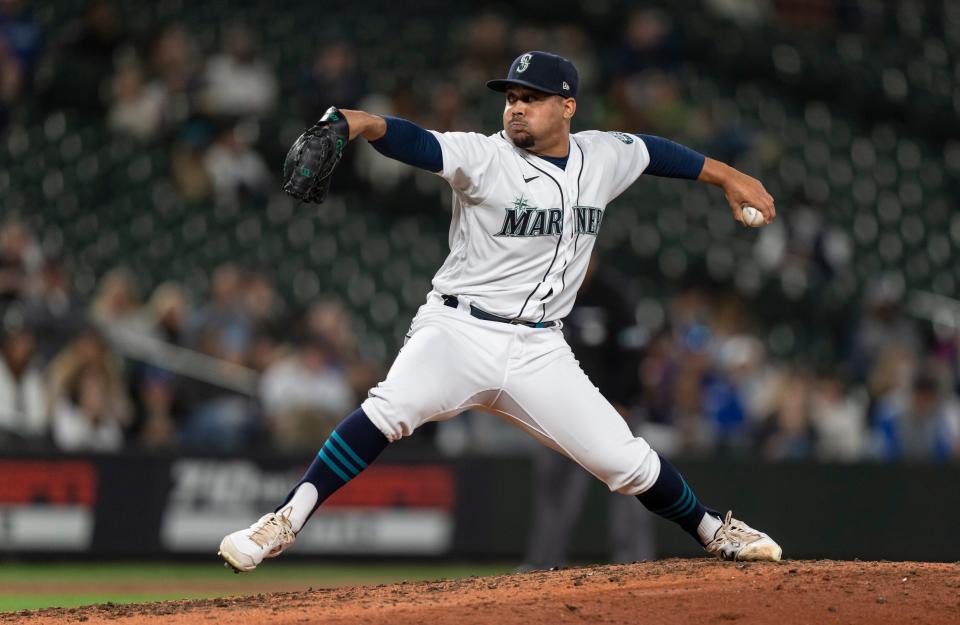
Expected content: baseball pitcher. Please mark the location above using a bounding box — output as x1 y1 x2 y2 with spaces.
219 51 781 572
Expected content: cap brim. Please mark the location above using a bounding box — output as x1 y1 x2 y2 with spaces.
486 79 565 96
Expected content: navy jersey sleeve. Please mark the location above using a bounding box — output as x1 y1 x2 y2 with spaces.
368 116 443 173
634 134 705 180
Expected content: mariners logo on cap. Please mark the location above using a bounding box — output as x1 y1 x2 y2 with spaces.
517 53 533 73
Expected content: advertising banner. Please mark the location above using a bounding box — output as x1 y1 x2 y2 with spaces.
0 460 98 551
1 453 959 560
160 459 456 555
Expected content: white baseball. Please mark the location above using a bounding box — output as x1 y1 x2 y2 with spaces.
741 205 765 227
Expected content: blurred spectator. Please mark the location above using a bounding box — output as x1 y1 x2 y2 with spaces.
22 257 85 363
457 12 510 88
90 267 140 323
0 306 47 444
609 70 701 137
157 264 259 449
772 0 859 30
607 9 679 77
202 124 272 206
247 323 284 374
706 0 772 28
755 367 813 460
201 24 277 118
47 325 131 451
107 61 167 140
130 283 192 448
718 335 780 427
175 264 258 450
260 326 354 450
0 38 23 127
851 275 921 381
700 299 756 452
299 41 364 122
678 323 750 453
423 82 477 133
809 369 867 461
552 24 598 95
176 345 258 450
0 219 42 305
48 0 125 112
567 257 641 411
304 299 379 403
0 0 42 83
51 364 126 451
187 263 251 358
143 282 190 345
753 205 852 293
353 88 424 193
138 368 177 448
90 267 151 354
637 330 680 428
170 119 214 202
670 325 711 450
243 271 282 327
873 373 960 462
149 24 201 125
866 344 916 442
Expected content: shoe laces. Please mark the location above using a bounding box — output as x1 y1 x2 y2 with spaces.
713 510 762 549
249 508 295 549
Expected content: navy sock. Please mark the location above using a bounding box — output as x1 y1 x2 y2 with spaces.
635 455 713 545
278 407 389 518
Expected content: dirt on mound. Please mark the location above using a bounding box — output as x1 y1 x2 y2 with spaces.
5 559 959 625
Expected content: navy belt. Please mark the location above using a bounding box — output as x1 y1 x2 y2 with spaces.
442 295 557 328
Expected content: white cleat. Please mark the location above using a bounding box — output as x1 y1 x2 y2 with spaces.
218 507 296 573
704 510 782 562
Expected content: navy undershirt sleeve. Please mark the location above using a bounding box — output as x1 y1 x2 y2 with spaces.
368 116 443 173
635 134 706 180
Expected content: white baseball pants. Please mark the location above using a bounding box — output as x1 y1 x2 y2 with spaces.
361 293 662 495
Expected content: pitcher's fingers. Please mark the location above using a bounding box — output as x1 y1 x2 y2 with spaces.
755 198 775 223
763 190 777 219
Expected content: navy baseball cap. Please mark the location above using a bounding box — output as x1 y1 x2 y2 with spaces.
487 51 579 98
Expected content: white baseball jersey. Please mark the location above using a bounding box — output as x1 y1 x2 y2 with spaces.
426 129 651 322
361 127 663 498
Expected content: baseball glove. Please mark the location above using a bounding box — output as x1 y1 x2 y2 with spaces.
282 106 350 204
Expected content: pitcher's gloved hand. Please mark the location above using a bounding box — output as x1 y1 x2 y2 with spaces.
281 106 350 204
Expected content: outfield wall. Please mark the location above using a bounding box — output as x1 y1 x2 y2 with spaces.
0 451 956 561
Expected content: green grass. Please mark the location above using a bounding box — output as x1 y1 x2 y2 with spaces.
0 562 514 613
0 593 219 612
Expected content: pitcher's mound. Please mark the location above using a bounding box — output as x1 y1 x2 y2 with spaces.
6 559 960 625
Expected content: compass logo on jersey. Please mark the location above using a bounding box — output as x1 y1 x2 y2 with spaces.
608 131 634 144
495 194 562 238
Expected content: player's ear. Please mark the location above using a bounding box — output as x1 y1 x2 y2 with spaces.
562 97 576 120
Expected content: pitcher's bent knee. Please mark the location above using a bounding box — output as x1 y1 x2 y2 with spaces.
602 439 662 496
360 391 421 442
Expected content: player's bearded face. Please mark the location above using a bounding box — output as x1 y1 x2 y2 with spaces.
503 88 570 151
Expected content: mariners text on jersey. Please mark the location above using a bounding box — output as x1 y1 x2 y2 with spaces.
495 195 563 237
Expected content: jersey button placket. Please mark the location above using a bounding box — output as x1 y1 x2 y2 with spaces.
550 180 579 297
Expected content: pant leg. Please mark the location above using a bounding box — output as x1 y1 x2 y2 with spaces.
491 327 661 495
609 494 656 563
361 302 511 441
523 444 591 569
